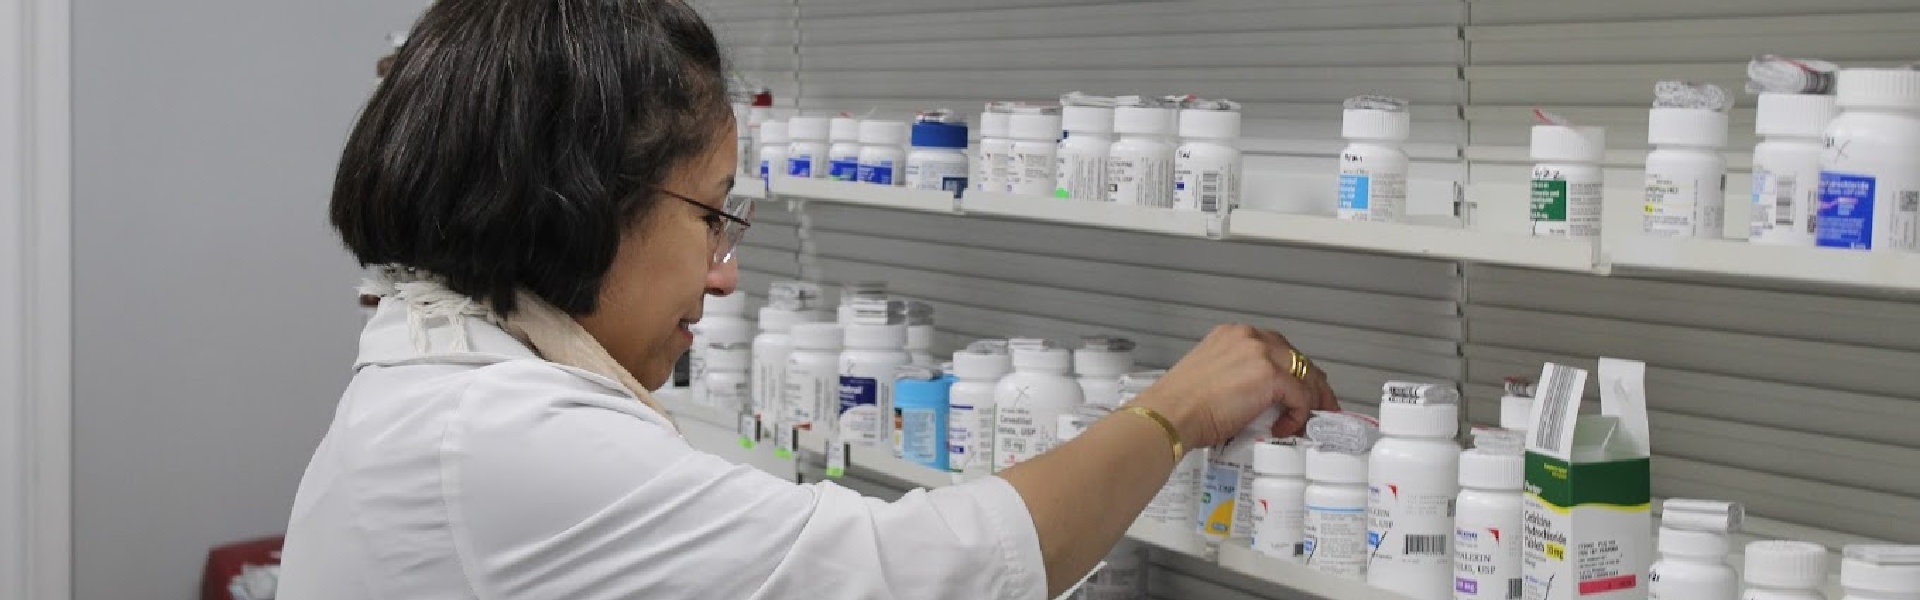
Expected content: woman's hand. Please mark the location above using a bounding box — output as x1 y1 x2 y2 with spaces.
1130 324 1341 449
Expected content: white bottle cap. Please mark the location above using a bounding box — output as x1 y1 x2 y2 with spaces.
1305 446 1367 484
788 116 830 141
1008 112 1063 142
859 120 906 145
1457 448 1523 490
692 318 753 344
1835 68 1920 111
1062 104 1115 134
1743 540 1830 590
905 324 934 351
829 117 860 142
1253 440 1306 476
1113 106 1175 136
1530 125 1606 162
1178 109 1242 140
707 344 751 371
1341 108 1411 141
1647 107 1729 148
789 322 843 351
1012 346 1072 374
704 292 749 316
1378 401 1459 438
952 348 1013 380
1843 545 1920 593
1755 93 1840 138
843 322 907 350
759 120 790 145
980 110 1011 137
758 306 814 333
1658 526 1730 558
1072 348 1134 378
1500 395 1534 432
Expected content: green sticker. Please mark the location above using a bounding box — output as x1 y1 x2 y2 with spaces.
1531 179 1568 223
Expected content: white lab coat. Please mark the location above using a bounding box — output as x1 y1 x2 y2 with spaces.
278 299 1047 599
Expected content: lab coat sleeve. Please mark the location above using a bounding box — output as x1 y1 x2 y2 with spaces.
444 362 1048 600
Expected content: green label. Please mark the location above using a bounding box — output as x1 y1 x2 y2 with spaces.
1526 453 1651 509
1531 179 1568 223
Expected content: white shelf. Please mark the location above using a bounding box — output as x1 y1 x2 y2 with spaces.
795 430 955 491
1229 209 1598 273
963 192 1221 238
770 176 960 214
1123 518 1212 558
1215 543 1416 600
1603 235 1920 293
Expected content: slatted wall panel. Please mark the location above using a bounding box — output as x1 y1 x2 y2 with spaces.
695 0 801 108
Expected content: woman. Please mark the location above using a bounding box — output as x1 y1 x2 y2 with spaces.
278 1 1341 598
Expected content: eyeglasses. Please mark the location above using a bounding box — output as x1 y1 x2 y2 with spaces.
660 188 753 265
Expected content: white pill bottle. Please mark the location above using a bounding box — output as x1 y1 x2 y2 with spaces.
1338 99 1411 222
1817 69 1920 252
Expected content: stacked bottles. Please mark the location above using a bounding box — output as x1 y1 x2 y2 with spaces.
1642 81 1734 239
1369 382 1463 600
690 293 751 410
993 339 1083 471
1649 499 1744 600
1338 95 1412 223
949 340 1011 483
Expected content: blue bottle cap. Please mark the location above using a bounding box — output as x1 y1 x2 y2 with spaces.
910 121 969 149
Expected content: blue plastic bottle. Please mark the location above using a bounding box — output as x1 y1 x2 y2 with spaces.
895 370 957 472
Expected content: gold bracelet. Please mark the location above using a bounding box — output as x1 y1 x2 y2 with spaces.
1121 406 1184 462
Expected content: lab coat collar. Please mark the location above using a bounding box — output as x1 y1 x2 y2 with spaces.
354 297 636 405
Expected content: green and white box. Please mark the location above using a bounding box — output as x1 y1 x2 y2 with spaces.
1522 359 1653 600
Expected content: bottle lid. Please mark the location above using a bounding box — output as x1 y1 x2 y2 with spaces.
1012 346 1072 374
706 342 751 371
910 121 969 149
980 109 1011 137
758 306 816 333
829 117 860 142
844 322 908 350
1755 93 1840 138
1062 104 1115 134
1658 526 1731 558
1648 107 1730 147
952 345 1014 380
905 324 934 351
758 120 790 145
1662 499 1744 533
1835 68 1920 110
1113 106 1175 136
1117 369 1165 403
1342 108 1411 141
1305 446 1367 484
1179 108 1242 140
1008 112 1063 142
789 322 843 351
1500 395 1535 432
1843 545 1920 592
692 317 753 344
1530 125 1606 162
1458 448 1524 490
788 116 830 141
1378 400 1459 438
1743 540 1830 589
895 372 956 407
1253 439 1306 476
1073 337 1135 377
703 292 749 316
859 120 907 145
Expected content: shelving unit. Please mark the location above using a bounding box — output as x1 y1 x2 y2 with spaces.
1601 235 1920 293
769 176 960 214
1229 209 1597 273
964 192 1222 238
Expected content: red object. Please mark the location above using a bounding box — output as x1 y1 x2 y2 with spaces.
1578 574 1639 594
201 535 284 600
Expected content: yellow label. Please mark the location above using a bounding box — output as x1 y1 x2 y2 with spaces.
1546 542 1566 561
1543 463 1569 480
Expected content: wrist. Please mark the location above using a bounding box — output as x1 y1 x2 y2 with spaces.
1130 388 1213 451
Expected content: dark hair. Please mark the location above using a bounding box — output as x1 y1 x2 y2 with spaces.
331 0 731 315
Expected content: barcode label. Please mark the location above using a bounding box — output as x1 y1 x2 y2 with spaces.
1531 363 1588 457
1404 534 1447 556
1200 171 1222 213
1903 190 1919 211
1774 176 1797 226
1508 577 1523 600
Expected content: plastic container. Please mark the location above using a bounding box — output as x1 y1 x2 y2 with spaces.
1649 527 1739 600
1073 337 1135 411
1841 545 1920 600
857 120 908 186
1173 107 1242 213
756 120 790 182
1817 69 1920 252
906 120 971 196
1107 106 1177 208
992 342 1083 471
751 306 810 425
1742 540 1830 600
783 323 842 435
1530 125 1608 238
786 116 830 179
1251 439 1308 562
1200 409 1280 545
895 370 956 471
1368 387 1463 600
1304 446 1370 581
948 341 1013 483
1643 108 1731 238
837 322 911 448
834 282 888 327
690 293 751 410
1007 109 1063 197
828 117 862 182
702 342 752 413
1751 93 1840 246
1454 429 1525 600
1056 103 1114 200
1338 106 1412 222
976 108 1013 193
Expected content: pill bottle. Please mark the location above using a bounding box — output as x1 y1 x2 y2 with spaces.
1644 108 1731 238
787 116 831 179
977 107 1013 193
837 304 910 449
690 293 751 409
828 117 862 182
1338 99 1411 222
1173 105 1242 214
1454 428 1525 600
1008 108 1064 197
1841 545 1920 600
1529 125 1607 238
1251 439 1308 562
756 120 790 182
857 120 908 186
1367 382 1462 600
1750 93 1839 246
783 323 842 435
1056 102 1114 200
905 119 971 196
1742 540 1830 600
1304 445 1370 581
993 341 1082 471
949 340 1012 483
894 367 956 472
1817 69 1920 251
1108 105 1177 208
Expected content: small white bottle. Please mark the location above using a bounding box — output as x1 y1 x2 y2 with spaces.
949 340 1012 483
784 322 842 436
1304 445 1370 581
903 301 936 366
1107 105 1177 208
977 107 1013 193
1338 101 1412 222
1454 428 1525 600
1742 540 1831 600
1173 105 1242 213
1650 499 1745 600
738 90 771 176
1072 336 1135 411
837 301 910 449
690 293 751 409
1056 102 1114 201
1006 108 1063 196
787 116 831 179
1199 408 1280 546
1817 69 1920 252
1751 93 1840 246
1841 545 1920 600
1368 382 1462 600
756 120 790 182
905 119 971 195
856 120 907 187
751 305 814 428
827 117 862 182
1529 125 1608 238
1644 107 1731 238
703 342 752 414
1250 439 1309 562
992 340 1083 471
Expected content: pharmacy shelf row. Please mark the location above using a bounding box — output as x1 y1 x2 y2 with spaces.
744 175 1920 294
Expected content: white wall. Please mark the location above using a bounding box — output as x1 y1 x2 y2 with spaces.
71 1 428 597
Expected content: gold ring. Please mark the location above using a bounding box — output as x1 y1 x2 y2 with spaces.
1288 349 1312 380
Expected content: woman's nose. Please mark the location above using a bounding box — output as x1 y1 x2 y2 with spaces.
706 257 739 296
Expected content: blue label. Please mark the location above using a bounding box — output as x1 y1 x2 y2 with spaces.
837 376 876 414
759 159 770 180
788 156 813 178
1338 174 1370 211
1817 171 1876 249
1301 539 1317 555
830 159 859 181
1367 530 1383 549
941 176 969 196
858 162 896 185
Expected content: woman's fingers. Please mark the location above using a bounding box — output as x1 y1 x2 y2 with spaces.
1250 328 1318 438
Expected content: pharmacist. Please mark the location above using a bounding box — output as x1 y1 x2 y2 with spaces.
276 1 1340 598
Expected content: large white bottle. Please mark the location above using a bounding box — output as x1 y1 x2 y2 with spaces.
1650 499 1744 600
751 305 813 428
1304 445 1370 581
1107 105 1177 207
1056 101 1114 201
836 299 909 449
1368 382 1462 600
1454 428 1525 600
1338 99 1411 222
1643 107 1731 238
1841 545 1920 600
948 340 1011 484
1073 336 1135 411
1816 69 1920 252
1750 93 1839 246
992 340 1083 472
689 293 750 409
784 323 842 436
